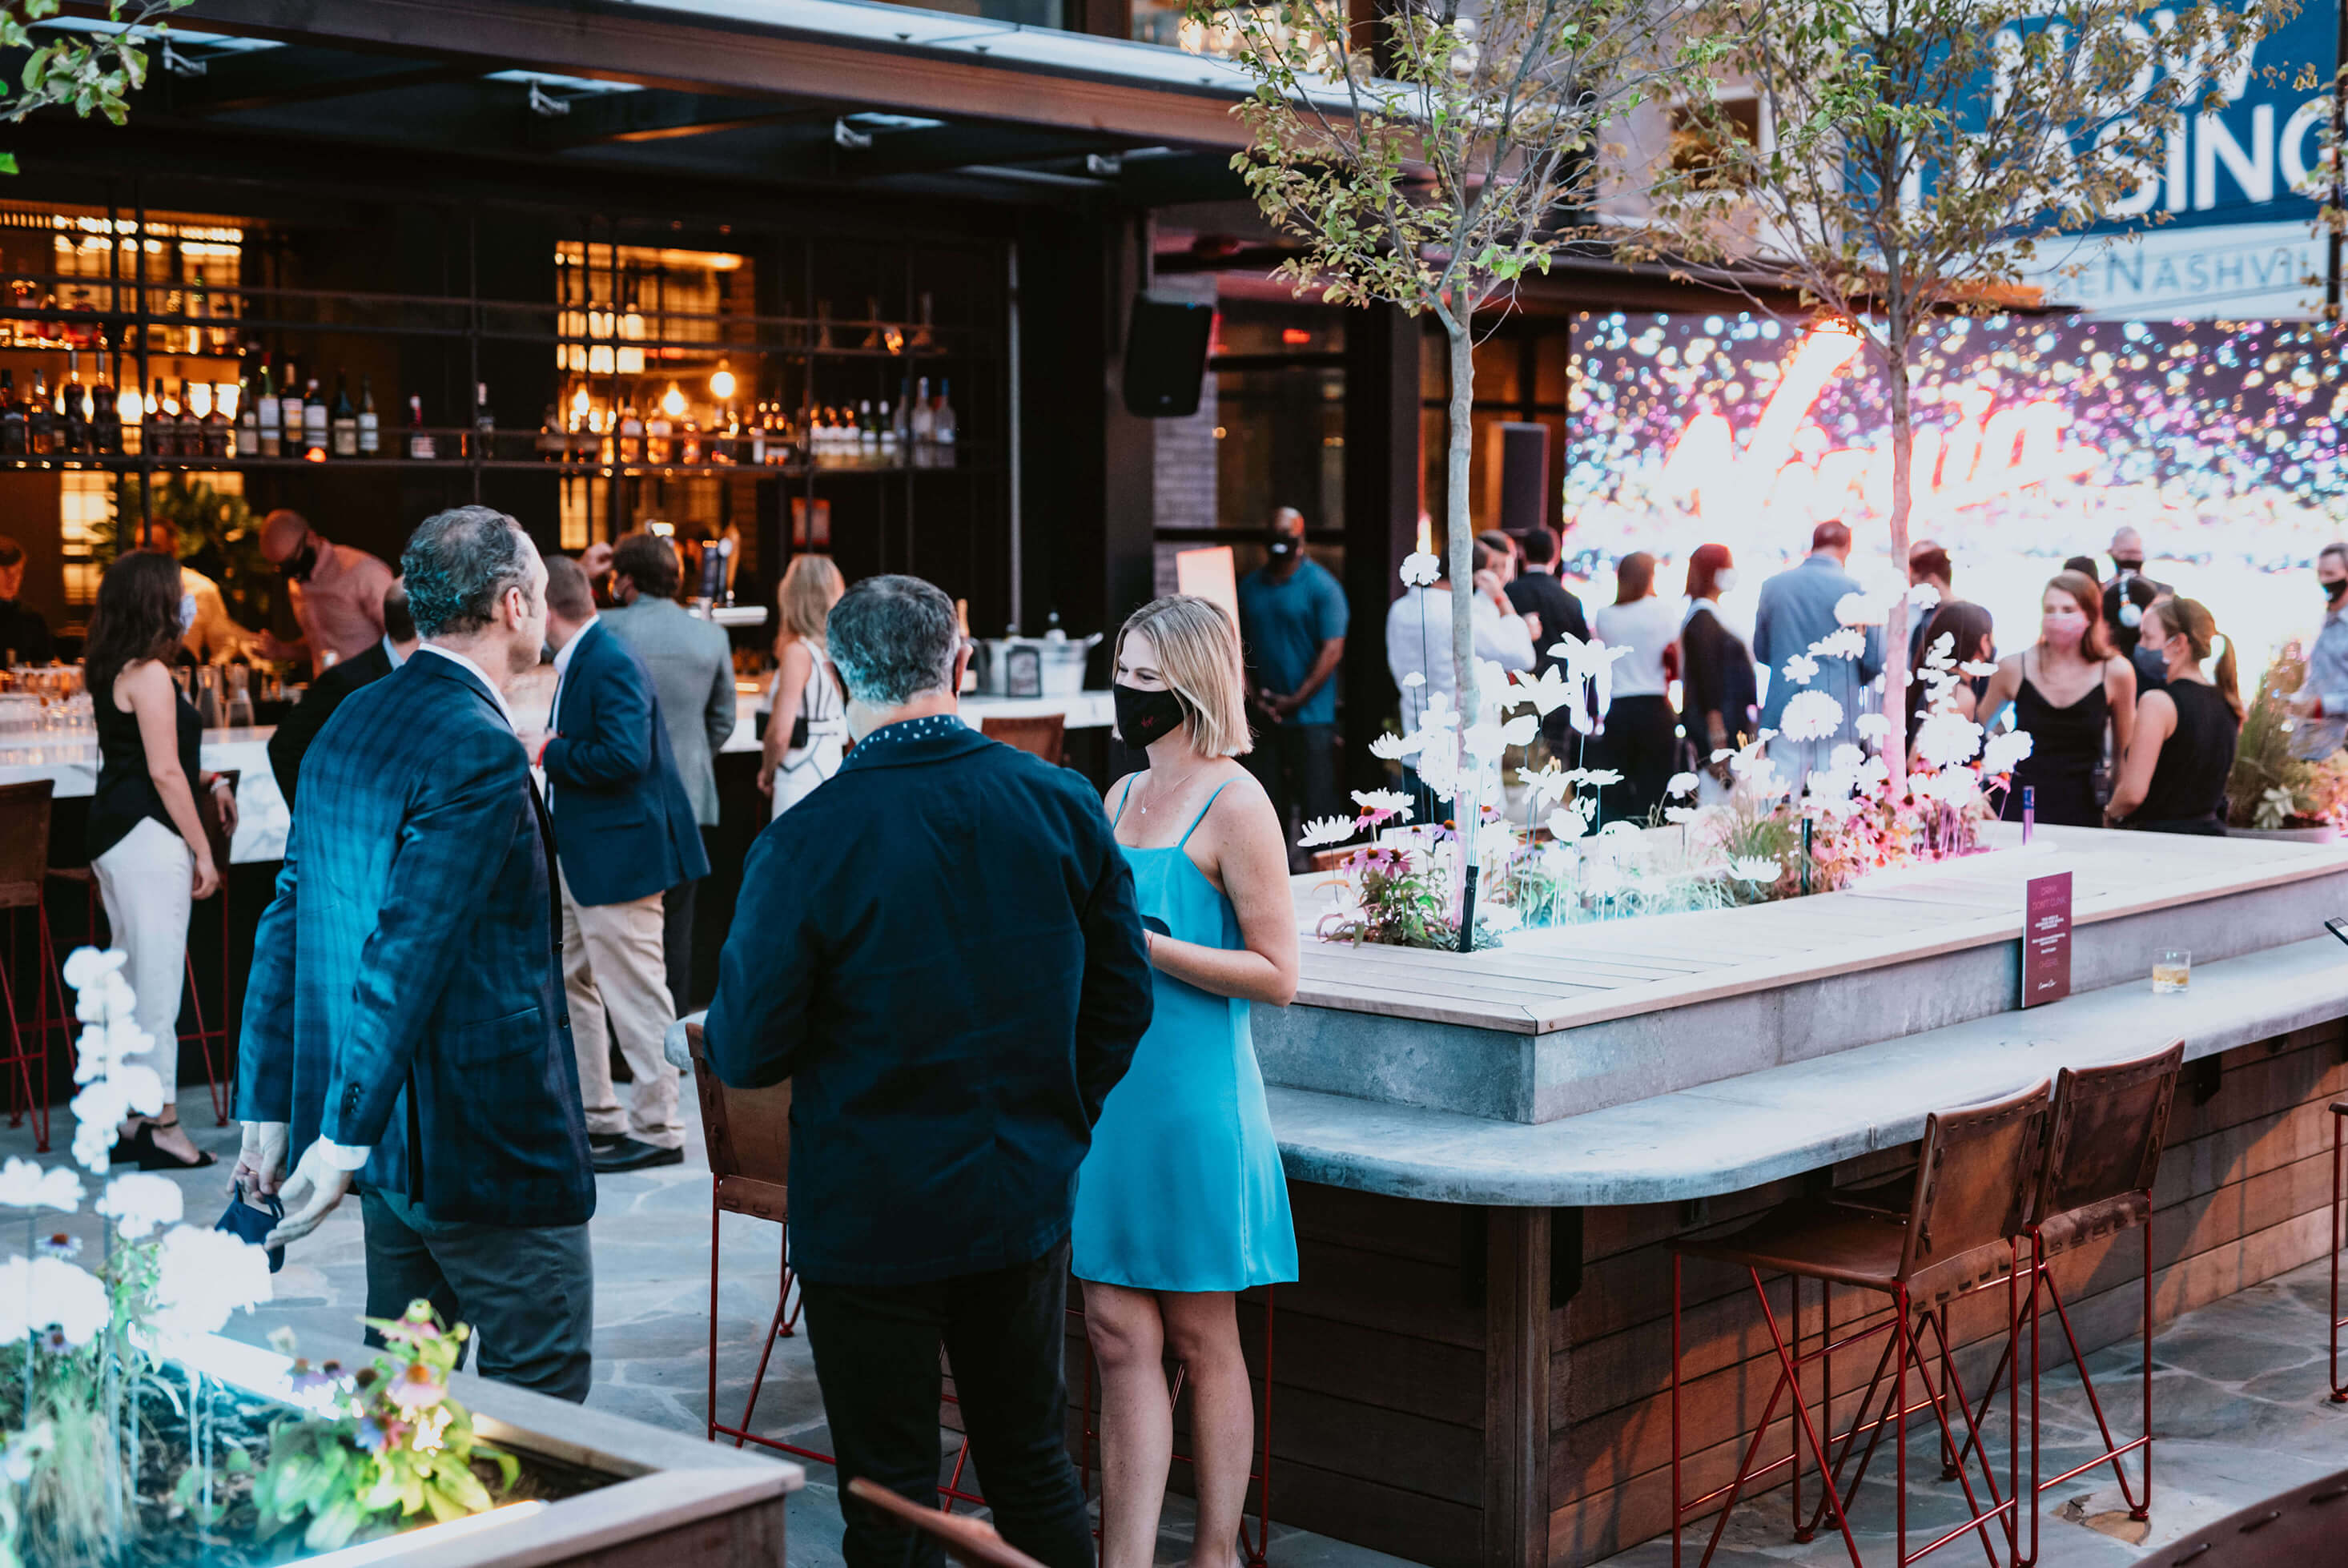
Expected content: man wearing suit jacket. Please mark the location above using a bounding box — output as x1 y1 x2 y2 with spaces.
233 506 596 1401
706 574 1153 1568
598 532 736 1011
267 582 420 810
538 556 710 1173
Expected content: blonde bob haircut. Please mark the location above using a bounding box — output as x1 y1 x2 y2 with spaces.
1116 593 1253 758
778 553 846 644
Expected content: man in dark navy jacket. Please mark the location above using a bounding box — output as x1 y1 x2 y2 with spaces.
706 573 1152 1568
235 506 596 1401
538 555 710 1172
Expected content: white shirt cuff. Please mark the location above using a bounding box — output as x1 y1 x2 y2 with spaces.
319 1139 372 1171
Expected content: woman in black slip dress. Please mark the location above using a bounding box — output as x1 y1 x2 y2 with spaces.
1976 569 2137 827
2105 597 2242 835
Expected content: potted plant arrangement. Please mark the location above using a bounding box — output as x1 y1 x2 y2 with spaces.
2 951 795 1567
2225 639 2348 842
1301 562 2031 949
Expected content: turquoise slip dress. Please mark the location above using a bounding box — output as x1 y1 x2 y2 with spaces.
1071 778 1300 1293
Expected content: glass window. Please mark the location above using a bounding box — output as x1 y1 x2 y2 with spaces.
1215 365 1344 534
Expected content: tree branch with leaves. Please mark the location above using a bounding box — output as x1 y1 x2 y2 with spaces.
1208 0 1721 936
0 0 190 175
1626 0 2295 781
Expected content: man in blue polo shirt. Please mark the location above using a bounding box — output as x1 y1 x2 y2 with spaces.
1236 506 1348 861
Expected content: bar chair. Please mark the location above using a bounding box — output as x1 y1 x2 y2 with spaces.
2331 1100 2347 1405
1937 1041 2182 1565
1074 1290 1279 1568
1670 1077 2051 1568
682 1022 983 1506
979 714 1067 768
0 780 63 1152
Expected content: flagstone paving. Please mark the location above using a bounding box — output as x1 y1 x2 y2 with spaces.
12 1088 2345 1566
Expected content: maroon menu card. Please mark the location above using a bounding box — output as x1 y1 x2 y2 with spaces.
2023 872 2072 1008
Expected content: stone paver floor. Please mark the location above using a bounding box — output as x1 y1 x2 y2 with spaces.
10 1084 2346 1566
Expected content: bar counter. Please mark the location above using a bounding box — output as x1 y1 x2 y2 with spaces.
1219 826 2348 1568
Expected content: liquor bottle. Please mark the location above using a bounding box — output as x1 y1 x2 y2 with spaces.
235 352 259 456
202 382 231 459
645 392 672 466
302 377 328 460
357 374 379 455
472 381 494 460
617 399 643 464
537 402 565 461
118 375 142 455
330 371 358 456
26 372 53 457
277 365 305 456
253 353 279 457
60 352 86 456
932 379 957 464
910 376 934 467
91 360 119 454
407 394 436 460
0 370 23 458
179 380 203 460
746 400 768 466
680 413 703 467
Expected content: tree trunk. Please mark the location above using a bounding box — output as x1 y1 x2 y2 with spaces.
1882 304 1912 786
1446 316 1480 946
1446 320 1478 706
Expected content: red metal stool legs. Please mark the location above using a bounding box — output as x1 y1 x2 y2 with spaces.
0 903 62 1152
2331 1102 2347 1404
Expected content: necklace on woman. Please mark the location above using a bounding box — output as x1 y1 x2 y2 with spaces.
1139 759 1212 815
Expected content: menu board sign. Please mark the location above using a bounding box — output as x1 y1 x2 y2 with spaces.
2023 872 2073 1008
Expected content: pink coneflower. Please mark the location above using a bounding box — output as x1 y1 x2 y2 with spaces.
386 1360 445 1411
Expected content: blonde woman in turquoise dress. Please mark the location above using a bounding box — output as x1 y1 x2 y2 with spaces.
1075 594 1301 1568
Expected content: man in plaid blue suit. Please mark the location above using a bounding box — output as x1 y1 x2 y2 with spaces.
233 505 597 1401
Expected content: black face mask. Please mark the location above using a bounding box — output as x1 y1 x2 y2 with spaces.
1266 531 1298 563
282 541 319 582
1113 682 1188 748
2110 558 2142 577
2326 578 2347 605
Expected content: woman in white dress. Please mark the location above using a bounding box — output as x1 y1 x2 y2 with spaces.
757 554 848 818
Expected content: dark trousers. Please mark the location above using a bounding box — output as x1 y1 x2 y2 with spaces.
799 1242 1092 1568
360 1187 595 1403
1587 694 1679 825
661 875 700 1015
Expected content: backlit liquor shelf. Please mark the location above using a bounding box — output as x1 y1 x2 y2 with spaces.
0 451 986 476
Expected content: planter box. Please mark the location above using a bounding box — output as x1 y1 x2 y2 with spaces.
181 1333 801 1567
1268 823 2348 1124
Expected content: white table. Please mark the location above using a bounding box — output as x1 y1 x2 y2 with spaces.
0 728 288 864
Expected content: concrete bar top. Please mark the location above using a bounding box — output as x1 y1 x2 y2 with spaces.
1268 932 2348 1207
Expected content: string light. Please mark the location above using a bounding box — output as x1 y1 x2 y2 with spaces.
709 361 736 401
660 382 686 418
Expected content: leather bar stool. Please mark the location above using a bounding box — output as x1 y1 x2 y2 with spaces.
0 779 64 1152
2332 1100 2347 1405
1670 1078 2050 1568
681 1022 982 1508
979 714 1067 768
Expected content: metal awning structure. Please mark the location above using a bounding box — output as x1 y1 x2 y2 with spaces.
117 0 1276 199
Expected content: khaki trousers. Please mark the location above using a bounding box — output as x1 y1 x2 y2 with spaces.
560 866 683 1149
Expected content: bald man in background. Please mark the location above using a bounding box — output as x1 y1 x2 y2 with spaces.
2102 526 2170 660
258 509 393 674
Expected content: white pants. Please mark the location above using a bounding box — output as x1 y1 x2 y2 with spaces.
91 817 192 1111
560 866 682 1149
769 737 843 819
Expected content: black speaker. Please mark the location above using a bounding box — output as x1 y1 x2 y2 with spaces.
1122 296 1215 417
1497 421 1550 534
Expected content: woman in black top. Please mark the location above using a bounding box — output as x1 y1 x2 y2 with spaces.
2106 597 2241 835
1679 544 1756 794
1908 601 1997 745
84 551 235 1169
1977 571 2137 827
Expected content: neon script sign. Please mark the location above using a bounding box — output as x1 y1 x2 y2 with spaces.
1657 323 2105 529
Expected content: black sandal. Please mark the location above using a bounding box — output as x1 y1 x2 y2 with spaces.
126 1121 217 1172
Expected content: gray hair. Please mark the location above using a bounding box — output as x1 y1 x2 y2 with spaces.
401 506 535 638
826 574 959 709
